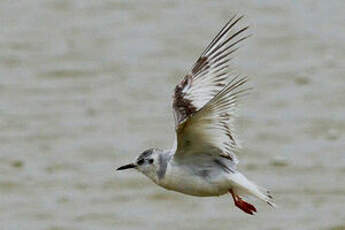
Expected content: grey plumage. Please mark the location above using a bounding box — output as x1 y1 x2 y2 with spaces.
118 15 275 215
157 151 171 179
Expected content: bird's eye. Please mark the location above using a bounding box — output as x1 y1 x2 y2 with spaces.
137 159 144 165
148 159 154 164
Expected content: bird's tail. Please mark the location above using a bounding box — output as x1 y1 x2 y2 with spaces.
228 172 276 207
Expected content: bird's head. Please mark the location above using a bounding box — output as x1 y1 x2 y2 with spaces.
117 148 162 182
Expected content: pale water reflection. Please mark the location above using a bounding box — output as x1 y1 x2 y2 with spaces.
0 1 344 230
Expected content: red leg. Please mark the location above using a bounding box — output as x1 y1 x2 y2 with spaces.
229 189 257 215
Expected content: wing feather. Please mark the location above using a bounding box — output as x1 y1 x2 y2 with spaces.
175 77 250 164
171 16 251 165
172 15 250 125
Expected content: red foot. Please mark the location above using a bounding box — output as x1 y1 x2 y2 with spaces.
229 189 257 215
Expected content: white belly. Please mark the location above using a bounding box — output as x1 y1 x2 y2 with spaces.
157 163 230 197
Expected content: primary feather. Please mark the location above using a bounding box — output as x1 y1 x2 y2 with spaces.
172 15 250 166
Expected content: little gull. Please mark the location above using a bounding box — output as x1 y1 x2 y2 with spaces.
117 15 275 215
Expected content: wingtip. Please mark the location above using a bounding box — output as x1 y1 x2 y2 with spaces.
265 190 277 208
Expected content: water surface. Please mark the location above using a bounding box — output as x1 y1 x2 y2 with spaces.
1 1 344 229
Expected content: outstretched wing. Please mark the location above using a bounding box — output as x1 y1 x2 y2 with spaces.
172 16 250 164
175 77 249 163
172 15 249 125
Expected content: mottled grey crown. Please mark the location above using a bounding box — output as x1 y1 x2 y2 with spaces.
137 148 154 161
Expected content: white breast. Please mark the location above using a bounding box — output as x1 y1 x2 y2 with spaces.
157 161 229 197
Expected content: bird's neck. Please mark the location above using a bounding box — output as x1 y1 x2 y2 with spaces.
156 150 173 180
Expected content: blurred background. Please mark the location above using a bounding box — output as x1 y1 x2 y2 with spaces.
0 0 344 229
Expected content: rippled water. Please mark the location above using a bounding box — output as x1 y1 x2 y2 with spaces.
1 1 344 230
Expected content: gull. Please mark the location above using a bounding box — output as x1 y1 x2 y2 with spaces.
117 15 275 215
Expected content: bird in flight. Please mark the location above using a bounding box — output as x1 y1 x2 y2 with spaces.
117 15 275 215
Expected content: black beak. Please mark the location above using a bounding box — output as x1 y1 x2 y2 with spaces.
117 163 136 171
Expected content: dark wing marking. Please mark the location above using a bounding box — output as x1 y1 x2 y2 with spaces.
175 76 250 164
172 15 250 126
